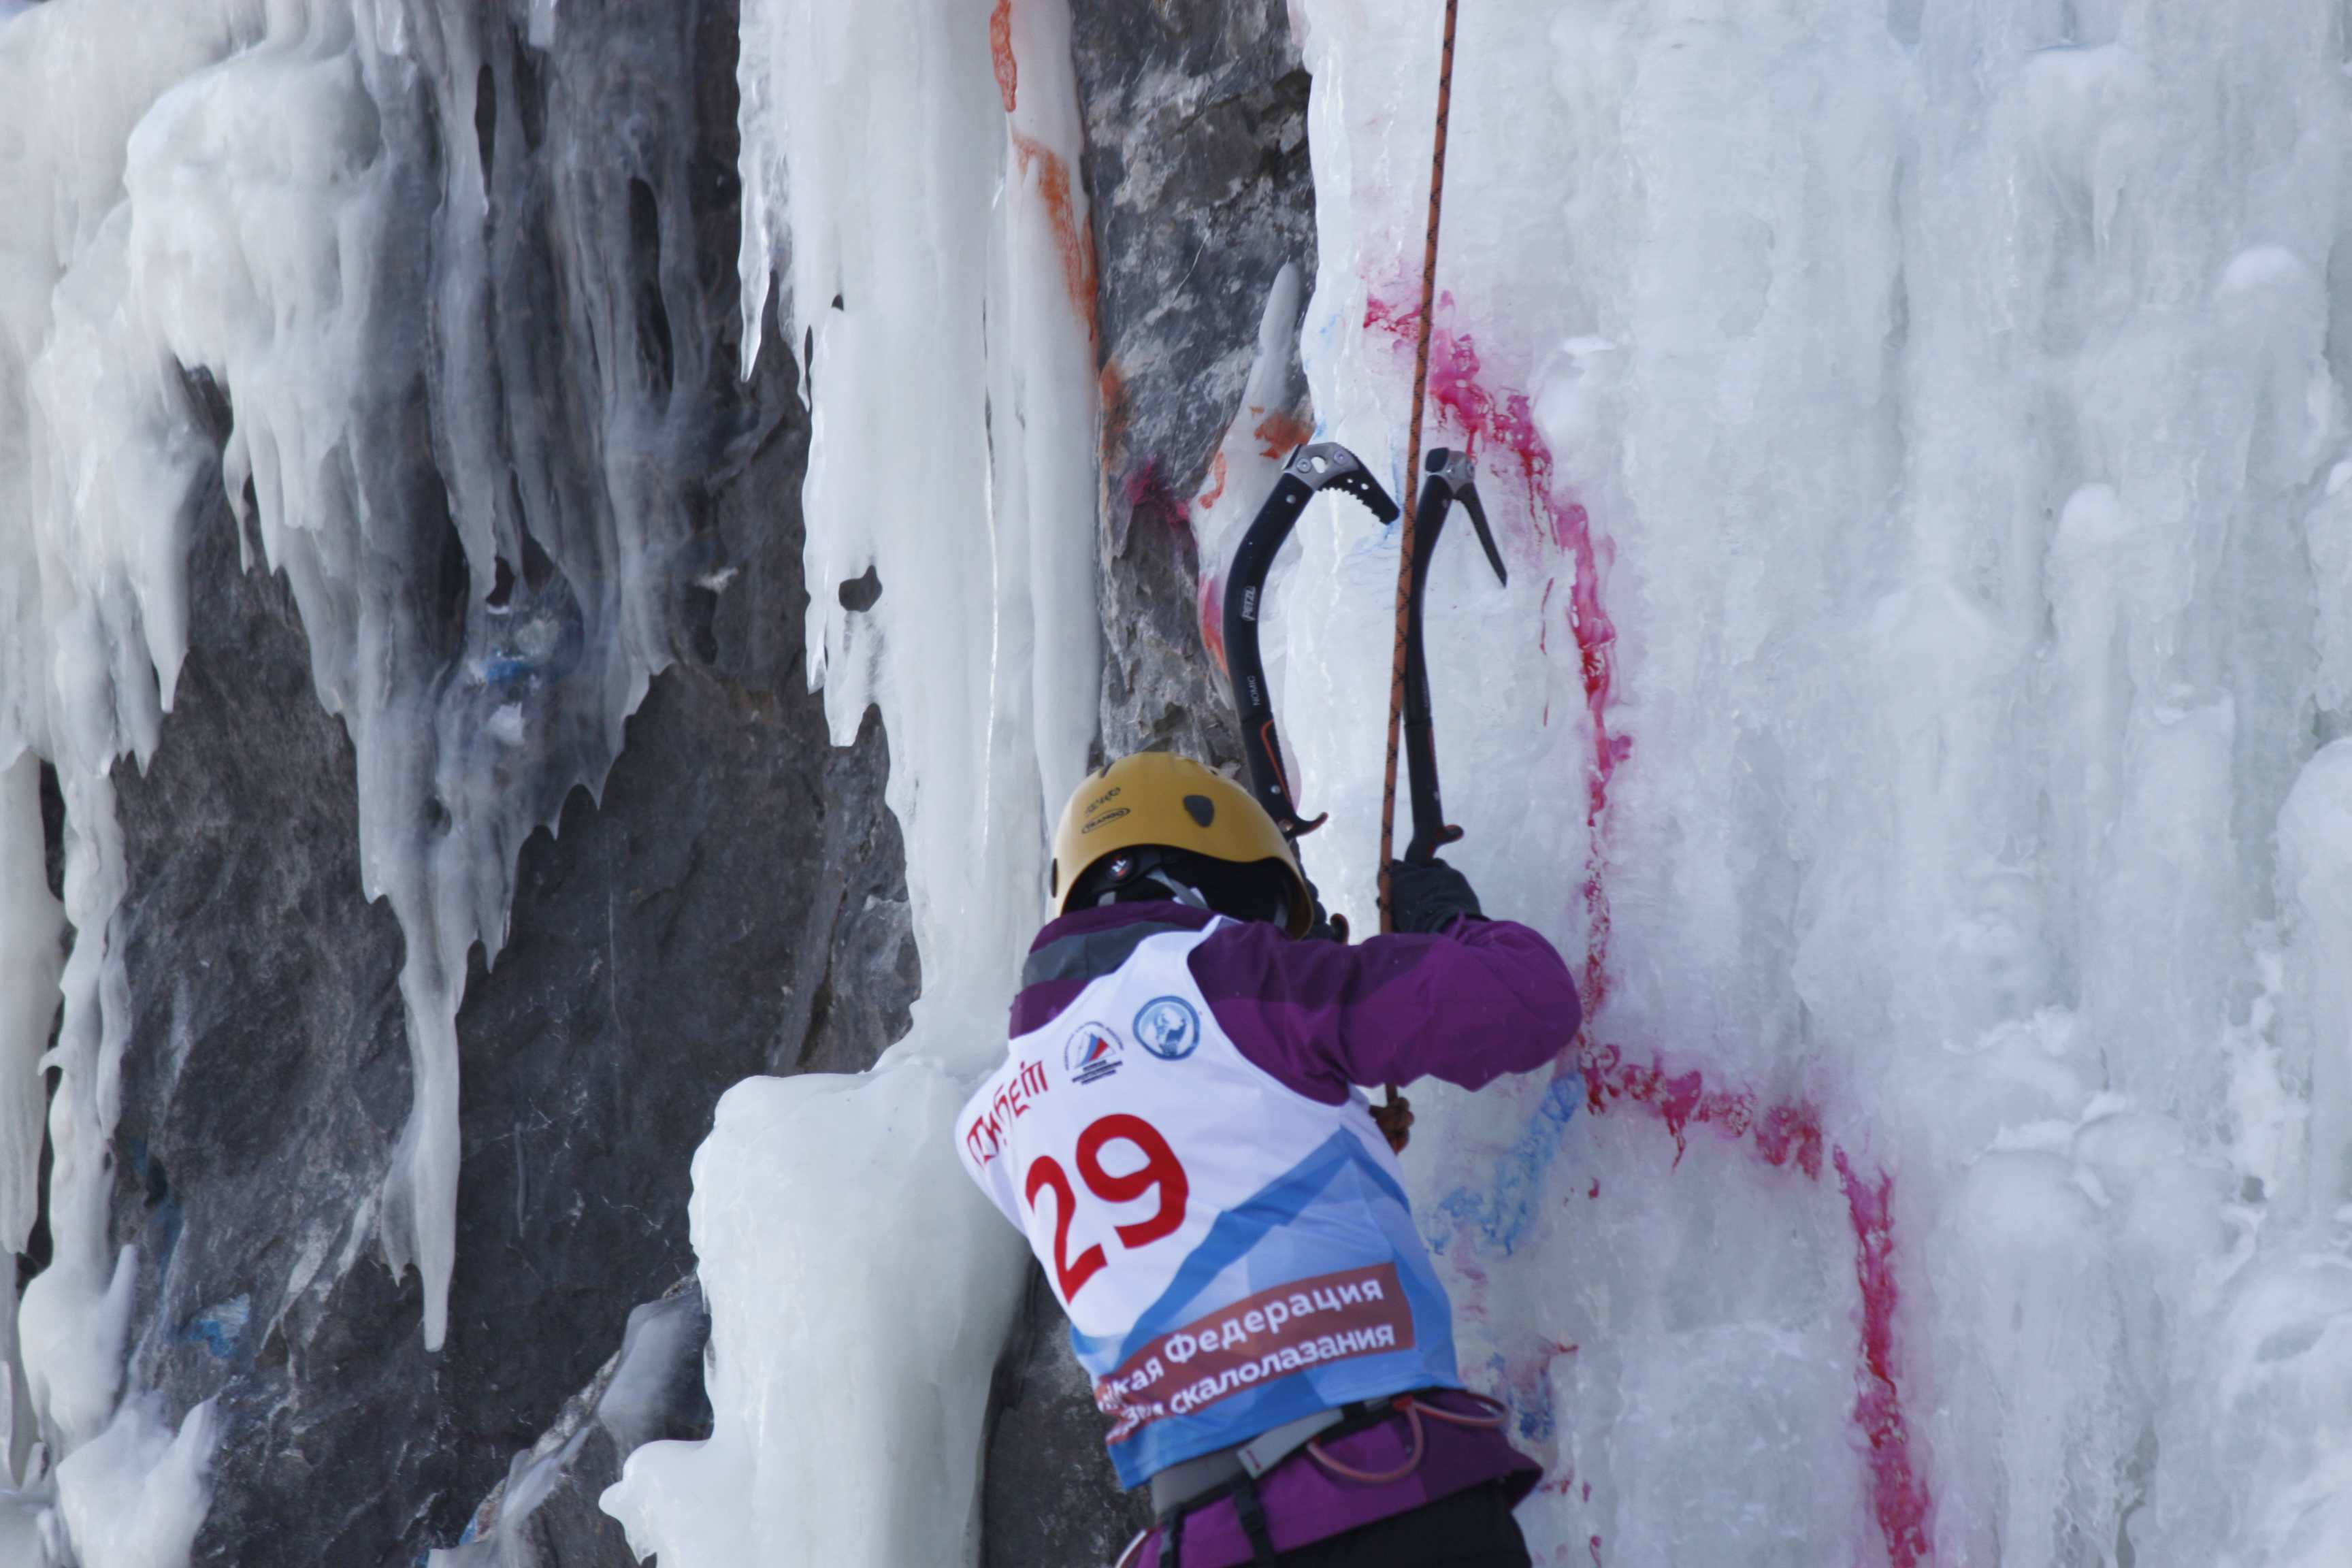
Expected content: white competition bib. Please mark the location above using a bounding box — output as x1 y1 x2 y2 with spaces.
956 921 1462 1486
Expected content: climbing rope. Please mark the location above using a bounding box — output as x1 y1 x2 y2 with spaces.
1306 1390 1509 1484
1371 0 1463 1156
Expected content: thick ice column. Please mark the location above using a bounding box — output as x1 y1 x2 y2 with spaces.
744 0 1098 1034
992 0 1102 841
600 1067 1025 1568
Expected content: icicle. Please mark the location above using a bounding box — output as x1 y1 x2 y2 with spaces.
0 756 62 1257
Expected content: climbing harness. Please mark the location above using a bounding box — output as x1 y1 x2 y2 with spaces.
1115 1391 1513 1567
1303 1388 1509 1484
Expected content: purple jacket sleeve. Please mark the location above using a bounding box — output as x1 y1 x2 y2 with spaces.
1186 917 1580 1105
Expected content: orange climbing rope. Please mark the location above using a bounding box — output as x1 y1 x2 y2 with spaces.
1370 0 1463 1156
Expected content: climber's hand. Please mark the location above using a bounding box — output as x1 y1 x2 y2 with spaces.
1387 858 1484 934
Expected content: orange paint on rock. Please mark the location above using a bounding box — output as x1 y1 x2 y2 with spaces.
1098 361 1128 442
990 0 1017 112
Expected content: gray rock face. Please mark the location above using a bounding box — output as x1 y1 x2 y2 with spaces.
108 287 904 1568
29 3 1313 1565
1077 0 1318 769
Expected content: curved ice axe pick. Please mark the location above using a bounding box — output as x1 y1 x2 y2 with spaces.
1400 446 1507 864
1223 442 1401 843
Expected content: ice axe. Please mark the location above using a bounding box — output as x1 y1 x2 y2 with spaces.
1365 446 1503 1154
1398 446 1506 865
1222 442 1399 864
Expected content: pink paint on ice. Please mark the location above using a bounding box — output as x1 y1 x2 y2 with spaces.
1367 291 1935 1566
1369 292 1622 1010
1576 1043 1825 1179
1838 1149 1935 1568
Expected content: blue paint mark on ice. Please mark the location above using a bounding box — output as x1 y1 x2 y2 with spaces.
1488 1351 1558 1443
1433 1071 1583 1256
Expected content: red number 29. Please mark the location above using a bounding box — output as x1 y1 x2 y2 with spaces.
1024 1113 1190 1301
1078 1115 1189 1247
1025 1157 1105 1301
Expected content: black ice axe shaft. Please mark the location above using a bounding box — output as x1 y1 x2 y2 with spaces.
1399 446 1507 864
1223 442 1400 839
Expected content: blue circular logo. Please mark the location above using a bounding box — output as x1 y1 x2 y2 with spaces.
1133 996 1200 1060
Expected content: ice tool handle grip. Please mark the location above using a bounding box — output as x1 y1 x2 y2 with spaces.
1402 447 1507 865
1224 443 1401 840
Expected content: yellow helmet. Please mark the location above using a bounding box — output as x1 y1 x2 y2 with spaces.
1049 752 1310 936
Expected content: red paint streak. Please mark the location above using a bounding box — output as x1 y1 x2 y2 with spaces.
1588 1535 1604 1567
1839 1149 1935 1568
1570 1038 1932 1561
1576 1043 1825 1177
1368 294 1936 1565
1124 458 1189 532
1012 134 1098 340
1367 290 1618 1009
989 0 1017 112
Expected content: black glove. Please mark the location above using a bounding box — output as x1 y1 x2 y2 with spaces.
1387 858 1483 934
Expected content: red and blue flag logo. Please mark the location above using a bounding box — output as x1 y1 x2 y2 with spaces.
1064 1022 1124 1084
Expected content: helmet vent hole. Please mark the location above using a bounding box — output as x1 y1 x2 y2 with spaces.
1182 794 1215 828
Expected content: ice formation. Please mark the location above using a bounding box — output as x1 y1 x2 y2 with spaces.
1281 3 2352 1563
2 0 766 1557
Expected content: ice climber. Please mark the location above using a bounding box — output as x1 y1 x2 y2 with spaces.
955 751 1581 1567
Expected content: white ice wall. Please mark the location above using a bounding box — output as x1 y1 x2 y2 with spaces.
1271 2 2352 1565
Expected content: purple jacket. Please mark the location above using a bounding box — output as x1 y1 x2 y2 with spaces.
1009 900 1579 1567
